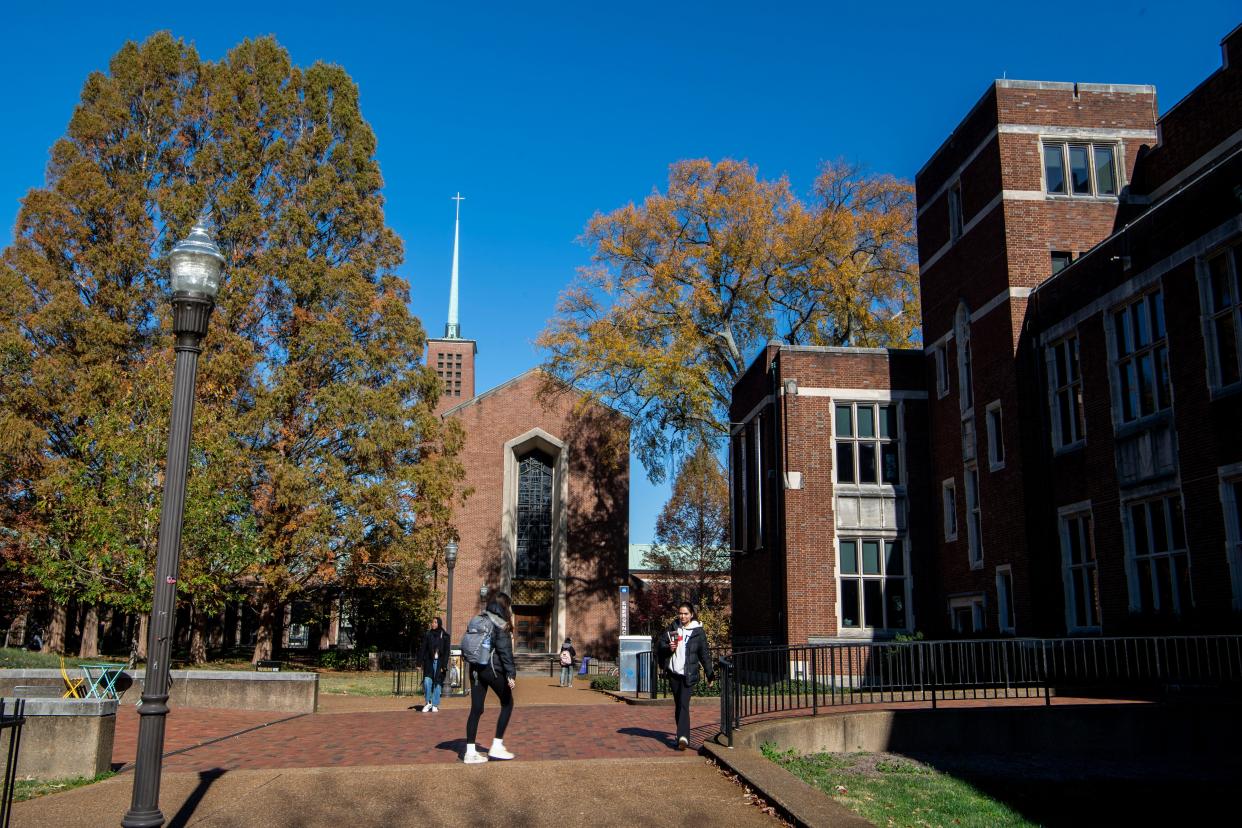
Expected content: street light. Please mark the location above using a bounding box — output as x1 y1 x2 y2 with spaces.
122 212 224 828
444 540 459 641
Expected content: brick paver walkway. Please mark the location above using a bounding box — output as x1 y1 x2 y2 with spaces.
114 702 717 771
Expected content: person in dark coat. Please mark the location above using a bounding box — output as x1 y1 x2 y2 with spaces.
656 601 715 750
462 591 518 763
418 616 450 712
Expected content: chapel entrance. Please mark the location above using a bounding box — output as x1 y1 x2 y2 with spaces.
512 608 549 653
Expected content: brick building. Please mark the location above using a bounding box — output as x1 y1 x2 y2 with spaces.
731 26 1242 643
427 209 630 657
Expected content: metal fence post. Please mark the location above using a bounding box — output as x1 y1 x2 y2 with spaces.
929 643 938 710
811 646 818 716
1 698 26 828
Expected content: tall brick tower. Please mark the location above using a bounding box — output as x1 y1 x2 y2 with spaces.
915 80 1158 635
427 193 477 414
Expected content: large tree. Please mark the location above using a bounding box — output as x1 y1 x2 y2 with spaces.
0 33 464 661
645 444 730 609
539 158 918 480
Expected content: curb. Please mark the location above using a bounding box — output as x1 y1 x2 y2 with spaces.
597 690 721 706
702 739 872 828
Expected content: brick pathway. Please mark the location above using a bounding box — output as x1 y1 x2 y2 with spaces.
114 702 718 771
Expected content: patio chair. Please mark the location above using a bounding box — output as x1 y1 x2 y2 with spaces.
59 657 84 698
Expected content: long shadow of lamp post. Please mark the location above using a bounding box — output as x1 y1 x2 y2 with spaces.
122 212 224 828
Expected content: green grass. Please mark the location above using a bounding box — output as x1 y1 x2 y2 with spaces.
13 771 116 802
316 671 393 696
0 647 110 670
762 744 1036 828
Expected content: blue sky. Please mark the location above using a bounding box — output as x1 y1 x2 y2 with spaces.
2 2 1237 543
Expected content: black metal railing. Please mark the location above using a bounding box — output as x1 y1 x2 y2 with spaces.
547 657 619 678
714 635 1242 746
635 647 731 698
392 657 423 696
1 699 26 828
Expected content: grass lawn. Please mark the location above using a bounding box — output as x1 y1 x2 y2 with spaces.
13 771 116 802
316 671 393 696
762 745 1035 828
0 647 108 670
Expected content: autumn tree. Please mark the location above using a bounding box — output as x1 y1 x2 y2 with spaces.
539 158 918 479
646 444 731 609
0 33 465 661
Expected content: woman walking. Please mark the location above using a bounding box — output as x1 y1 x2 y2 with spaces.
418 616 450 712
557 637 576 687
656 601 714 751
462 591 517 763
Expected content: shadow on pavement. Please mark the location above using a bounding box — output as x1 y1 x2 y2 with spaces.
617 727 675 749
167 767 226 828
435 738 466 758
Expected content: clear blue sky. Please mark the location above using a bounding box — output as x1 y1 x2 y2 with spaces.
2 2 1237 543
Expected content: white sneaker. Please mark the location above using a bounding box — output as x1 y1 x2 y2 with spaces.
677 736 688 751
462 752 488 764
431 706 439 712
420 705 431 713
488 744 515 760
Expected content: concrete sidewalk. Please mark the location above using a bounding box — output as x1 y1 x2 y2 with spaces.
13 758 781 827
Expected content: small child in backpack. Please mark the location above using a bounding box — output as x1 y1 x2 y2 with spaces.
558 637 577 687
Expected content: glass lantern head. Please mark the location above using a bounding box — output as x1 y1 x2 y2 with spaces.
445 541 459 566
169 211 225 298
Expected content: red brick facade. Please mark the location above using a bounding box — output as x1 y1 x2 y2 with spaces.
437 369 630 658
731 25 1242 642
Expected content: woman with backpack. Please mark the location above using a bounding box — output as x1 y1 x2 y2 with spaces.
656 601 714 751
558 637 577 687
418 616 450 713
461 590 517 764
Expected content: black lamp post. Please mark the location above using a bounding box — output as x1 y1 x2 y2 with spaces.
444 540 458 641
122 213 223 828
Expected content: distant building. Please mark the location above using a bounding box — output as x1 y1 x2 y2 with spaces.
730 25 1242 642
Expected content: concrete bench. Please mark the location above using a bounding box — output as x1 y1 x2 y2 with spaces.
0 697 116 779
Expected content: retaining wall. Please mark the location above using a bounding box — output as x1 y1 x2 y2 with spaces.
0 669 318 713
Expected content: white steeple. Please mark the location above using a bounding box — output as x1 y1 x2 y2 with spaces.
446 193 464 339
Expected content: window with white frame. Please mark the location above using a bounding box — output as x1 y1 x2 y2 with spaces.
1220 466 1242 610
934 347 950 398
1043 141 1119 197
1060 507 1101 632
731 430 746 551
1202 242 1242 390
1050 335 1086 448
1113 290 1171 423
834 402 901 485
752 415 764 546
942 478 958 541
838 537 908 631
985 401 1004 470
995 566 1015 633
949 595 985 634
956 305 974 413
1126 494 1191 616
965 465 983 567
948 180 964 242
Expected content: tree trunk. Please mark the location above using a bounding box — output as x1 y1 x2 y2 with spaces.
5 613 26 648
188 608 209 665
78 604 100 657
42 603 67 653
251 596 279 663
100 607 115 649
134 612 149 661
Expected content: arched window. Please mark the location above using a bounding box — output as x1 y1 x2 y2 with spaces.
516 450 554 578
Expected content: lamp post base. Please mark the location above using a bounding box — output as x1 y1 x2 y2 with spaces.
120 807 165 828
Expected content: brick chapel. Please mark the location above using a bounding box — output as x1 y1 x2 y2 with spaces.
426 201 629 658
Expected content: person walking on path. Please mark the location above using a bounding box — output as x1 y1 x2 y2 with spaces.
418 616 450 712
557 637 577 687
462 591 517 764
656 601 714 751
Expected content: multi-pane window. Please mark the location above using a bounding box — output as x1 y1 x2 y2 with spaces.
948 180 963 242
1204 243 1242 389
956 305 974 412
996 566 1015 633
949 596 985 633
965 465 983 567
1126 495 1191 615
839 538 908 631
834 403 900 485
515 450 554 578
1222 472 1242 610
1113 291 1171 423
1050 336 1086 448
1043 142 1119 196
942 479 958 541
985 402 1004 470
1060 510 1100 631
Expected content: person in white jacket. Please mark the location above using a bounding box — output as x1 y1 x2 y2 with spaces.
655 601 715 750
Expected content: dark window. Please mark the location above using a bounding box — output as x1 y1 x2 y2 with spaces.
1205 244 1242 388
1113 291 1170 422
1044 141 1120 197
1069 144 1091 194
1044 144 1066 194
516 450 554 578
948 180 963 241
1051 251 1073 274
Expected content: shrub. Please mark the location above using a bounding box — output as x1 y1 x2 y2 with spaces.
590 675 620 691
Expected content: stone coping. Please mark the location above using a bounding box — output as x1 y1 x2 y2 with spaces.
0 697 117 716
1 668 316 682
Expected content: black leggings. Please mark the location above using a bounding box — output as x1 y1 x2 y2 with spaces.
466 665 513 743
